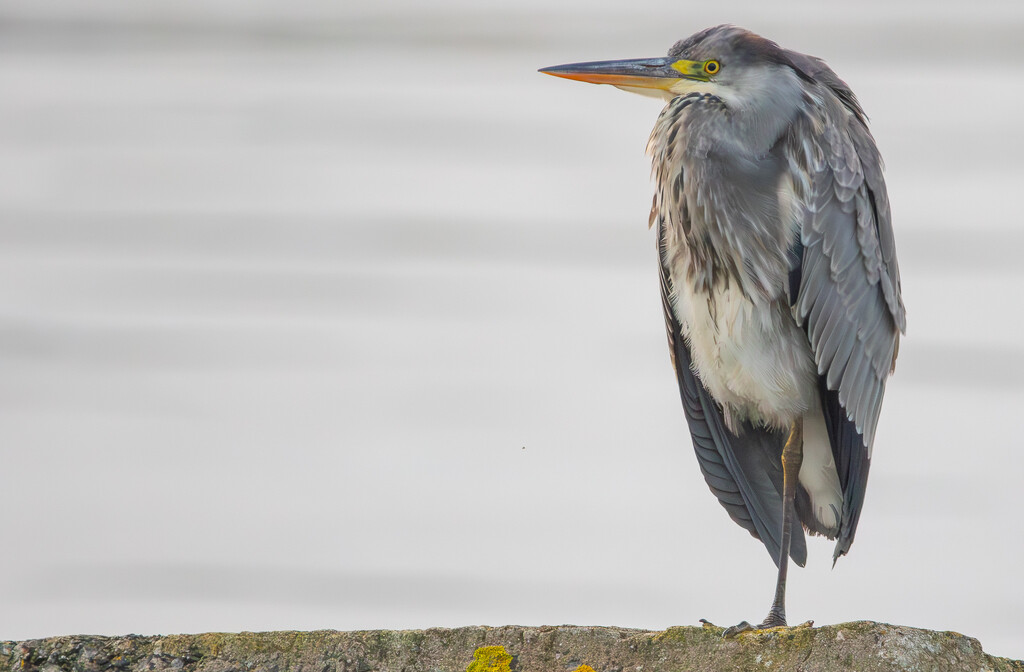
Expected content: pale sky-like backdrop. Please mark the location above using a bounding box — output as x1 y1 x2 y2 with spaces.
1 0 1023 661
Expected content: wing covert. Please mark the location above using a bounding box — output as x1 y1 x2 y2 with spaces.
786 82 905 559
790 92 904 449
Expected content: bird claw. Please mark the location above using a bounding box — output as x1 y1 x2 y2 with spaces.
720 619 815 639
722 621 755 638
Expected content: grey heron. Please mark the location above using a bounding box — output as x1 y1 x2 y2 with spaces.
540 25 905 634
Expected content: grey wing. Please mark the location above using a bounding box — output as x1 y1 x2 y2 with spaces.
787 89 906 561
659 226 807 569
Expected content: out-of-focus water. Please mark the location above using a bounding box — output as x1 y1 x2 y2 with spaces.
1 0 1022 660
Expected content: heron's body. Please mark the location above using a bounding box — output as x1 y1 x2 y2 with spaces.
652 89 819 431
542 25 905 632
650 86 845 537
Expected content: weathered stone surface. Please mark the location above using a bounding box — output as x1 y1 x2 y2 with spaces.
2 622 1021 672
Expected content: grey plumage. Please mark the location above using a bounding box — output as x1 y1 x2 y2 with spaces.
542 24 904 626
647 26 904 562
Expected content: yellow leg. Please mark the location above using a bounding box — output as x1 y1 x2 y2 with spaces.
761 418 803 628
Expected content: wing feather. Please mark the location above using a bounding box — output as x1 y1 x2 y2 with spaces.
785 75 905 561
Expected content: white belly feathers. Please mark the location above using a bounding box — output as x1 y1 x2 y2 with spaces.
668 270 817 431
665 255 843 535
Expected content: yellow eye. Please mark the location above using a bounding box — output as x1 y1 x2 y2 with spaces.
703 60 720 75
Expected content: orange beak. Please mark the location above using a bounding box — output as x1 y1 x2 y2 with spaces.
539 57 698 91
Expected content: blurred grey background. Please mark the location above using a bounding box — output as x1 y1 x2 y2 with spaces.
1 0 1023 660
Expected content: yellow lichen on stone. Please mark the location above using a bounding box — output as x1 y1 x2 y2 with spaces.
466 645 513 672
572 665 597 672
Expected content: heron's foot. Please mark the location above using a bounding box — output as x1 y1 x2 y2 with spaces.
759 606 788 629
722 621 755 638
700 619 747 637
720 617 814 639
722 608 783 639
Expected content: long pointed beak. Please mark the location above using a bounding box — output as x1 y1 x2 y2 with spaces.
539 57 689 91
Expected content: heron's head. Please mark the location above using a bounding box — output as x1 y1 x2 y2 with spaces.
540 25 803 106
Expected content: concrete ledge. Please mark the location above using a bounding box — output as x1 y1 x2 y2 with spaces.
3 622 1021 672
